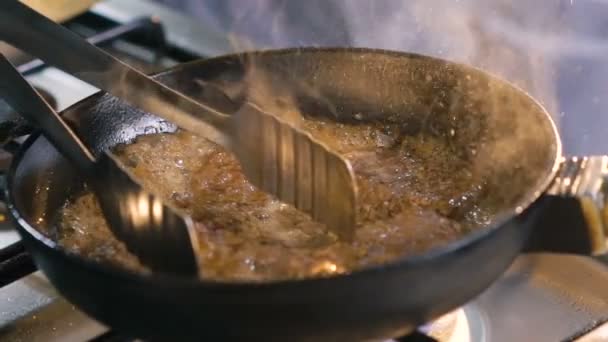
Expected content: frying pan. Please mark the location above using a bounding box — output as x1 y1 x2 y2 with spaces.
2 48 606 341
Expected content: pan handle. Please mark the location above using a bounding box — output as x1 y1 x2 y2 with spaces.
535 156 608 255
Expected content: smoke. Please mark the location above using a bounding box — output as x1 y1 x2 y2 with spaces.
154 0 608 158
335 0 562 114
156 0 581 119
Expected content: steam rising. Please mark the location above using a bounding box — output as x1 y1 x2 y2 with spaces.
158 0 573 119
174 1 566 206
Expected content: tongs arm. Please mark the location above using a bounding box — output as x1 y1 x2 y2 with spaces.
0 1 231 144
0 54 95 172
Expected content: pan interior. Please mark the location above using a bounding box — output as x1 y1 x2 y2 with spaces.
151 49 559 223
10 48 559 280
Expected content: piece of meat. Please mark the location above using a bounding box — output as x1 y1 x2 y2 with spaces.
56 116 487 282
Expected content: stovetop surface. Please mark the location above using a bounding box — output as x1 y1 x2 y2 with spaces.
1 253 606 342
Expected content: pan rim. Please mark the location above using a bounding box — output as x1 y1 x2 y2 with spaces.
6 46 562 288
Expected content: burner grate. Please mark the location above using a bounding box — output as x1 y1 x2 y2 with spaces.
0 242 36 288
18 16 171 76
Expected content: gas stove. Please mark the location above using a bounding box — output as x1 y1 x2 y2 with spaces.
1 1 608 341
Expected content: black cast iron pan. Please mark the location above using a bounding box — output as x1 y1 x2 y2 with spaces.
3 48 607 341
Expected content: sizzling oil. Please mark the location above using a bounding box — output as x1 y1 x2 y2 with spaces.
57 118 490 282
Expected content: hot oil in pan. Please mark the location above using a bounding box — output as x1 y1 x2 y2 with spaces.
55 115 491 282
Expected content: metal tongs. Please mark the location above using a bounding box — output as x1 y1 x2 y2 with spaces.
0 2 357 272
0 54 201 275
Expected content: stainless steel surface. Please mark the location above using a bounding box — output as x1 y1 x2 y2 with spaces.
0 272 108 342
0 54 199 276
0 1 358 238
473 254 608 342
26 69 99 111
